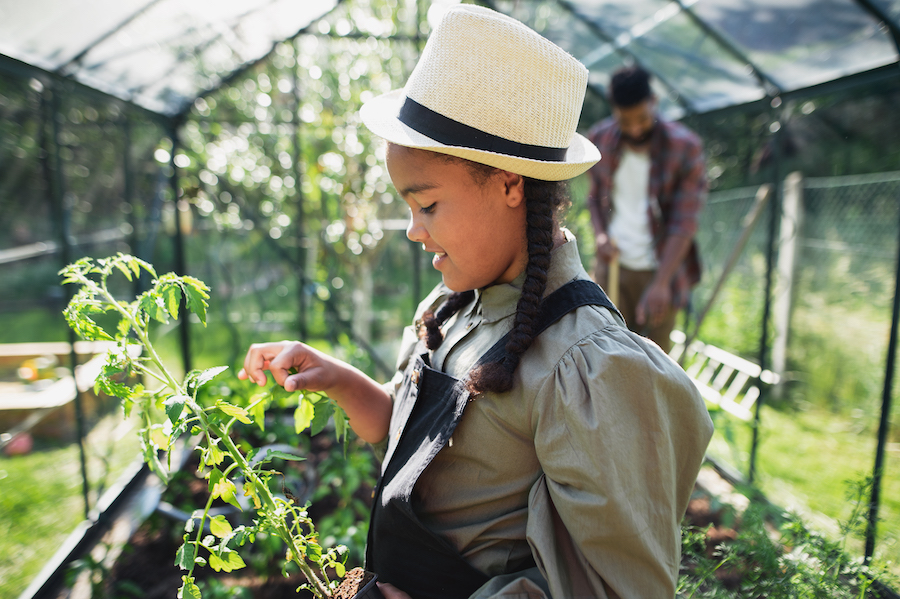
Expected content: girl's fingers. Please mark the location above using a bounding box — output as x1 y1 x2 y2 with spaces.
242 343 285 386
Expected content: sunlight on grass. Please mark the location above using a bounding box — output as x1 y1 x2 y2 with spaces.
708 403 900 574
0 411 142 598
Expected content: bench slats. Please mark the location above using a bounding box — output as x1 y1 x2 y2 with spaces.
669 330 777 421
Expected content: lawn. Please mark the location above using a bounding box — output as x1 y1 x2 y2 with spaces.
0 411 142 598
708 401 900 572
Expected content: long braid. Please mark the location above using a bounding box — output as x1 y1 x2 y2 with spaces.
468 178 567 395
419 290 475 350
415 154 569 391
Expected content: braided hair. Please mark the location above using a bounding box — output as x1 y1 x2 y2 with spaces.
418 157 570 395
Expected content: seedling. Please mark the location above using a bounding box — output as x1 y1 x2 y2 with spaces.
61 254 354 599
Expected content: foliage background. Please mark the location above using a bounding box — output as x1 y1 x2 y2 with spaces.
2 0 900 596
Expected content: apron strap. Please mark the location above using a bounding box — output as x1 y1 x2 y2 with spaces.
477 279 620 368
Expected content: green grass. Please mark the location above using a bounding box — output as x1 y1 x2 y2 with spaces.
0 411 142 598
708 403 900 573
0 308 71 344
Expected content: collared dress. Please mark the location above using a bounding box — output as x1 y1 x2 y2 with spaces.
372 230 714 599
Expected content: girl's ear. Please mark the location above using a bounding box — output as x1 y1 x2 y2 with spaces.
501 171 525 208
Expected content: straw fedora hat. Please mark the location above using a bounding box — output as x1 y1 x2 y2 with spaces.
360 4 600 181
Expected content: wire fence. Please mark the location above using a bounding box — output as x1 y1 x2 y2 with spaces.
694 171 900 570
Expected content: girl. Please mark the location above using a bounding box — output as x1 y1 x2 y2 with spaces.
239 5 713 598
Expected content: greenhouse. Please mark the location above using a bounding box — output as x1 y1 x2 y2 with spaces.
1 0 900 597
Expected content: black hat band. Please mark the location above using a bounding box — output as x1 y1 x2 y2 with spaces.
398 97 568 163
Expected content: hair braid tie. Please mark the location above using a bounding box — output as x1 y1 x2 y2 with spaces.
419 290 475 350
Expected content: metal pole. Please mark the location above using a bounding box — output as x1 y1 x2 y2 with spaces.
292 41 308 339
169 120 192 374
865 193 900 560
749 106 784 484
41 84 91 517
123 113 141 295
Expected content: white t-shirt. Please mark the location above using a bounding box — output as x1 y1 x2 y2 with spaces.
609 148 657 270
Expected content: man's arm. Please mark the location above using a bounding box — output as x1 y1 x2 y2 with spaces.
637 134 707 325
635 233 692 326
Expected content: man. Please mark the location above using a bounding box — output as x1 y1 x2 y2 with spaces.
586 65 707 352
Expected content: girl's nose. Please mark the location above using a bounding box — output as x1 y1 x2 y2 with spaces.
406 213 427 243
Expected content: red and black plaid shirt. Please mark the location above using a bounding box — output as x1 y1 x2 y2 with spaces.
586 116 707 307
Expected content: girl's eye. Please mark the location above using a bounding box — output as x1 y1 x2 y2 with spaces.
419 203 436 215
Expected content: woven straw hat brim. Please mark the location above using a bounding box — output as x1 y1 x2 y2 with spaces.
361 89 601 182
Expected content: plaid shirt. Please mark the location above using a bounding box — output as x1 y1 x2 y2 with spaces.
586 116 707 307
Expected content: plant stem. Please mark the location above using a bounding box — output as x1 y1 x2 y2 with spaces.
213 425 332 598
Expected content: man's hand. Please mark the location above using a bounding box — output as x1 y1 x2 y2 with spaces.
595 233 619 263
636 279 671 327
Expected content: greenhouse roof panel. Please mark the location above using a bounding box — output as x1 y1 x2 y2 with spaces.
0 0 896 118
0 0 339 117
692 0 899 93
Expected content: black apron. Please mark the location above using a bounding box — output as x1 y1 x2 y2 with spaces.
366 280 619 599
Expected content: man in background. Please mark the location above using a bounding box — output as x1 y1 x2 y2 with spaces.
586 65 707 352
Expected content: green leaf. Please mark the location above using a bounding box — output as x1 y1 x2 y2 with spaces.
178 576 202 599
248 396 267 431
68 311 115 342
95 376 133 401
306 542 322 563
209 550 245 573
215 400 251 424
175 537 196 570
116 317 132 339
197 366 228 388
294 398 315 435
139 292 169 324
209 469 241 510
334 562 346 578
113 260 134 281
182 276 210 326
334 404 349 445
209 515 233 538
203 441 225 467
263 449 305 463
231 526 255 546
161 284 182 320
164 395 189 424
133 256 157 279
310 398 334 436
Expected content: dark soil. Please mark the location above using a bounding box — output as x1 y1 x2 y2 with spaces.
332 568 377 599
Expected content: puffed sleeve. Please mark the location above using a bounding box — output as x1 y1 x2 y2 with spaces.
527 325 713 598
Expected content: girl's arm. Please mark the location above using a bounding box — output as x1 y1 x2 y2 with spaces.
239 341 392 444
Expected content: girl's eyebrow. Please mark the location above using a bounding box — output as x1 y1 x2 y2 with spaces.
398 182 440 197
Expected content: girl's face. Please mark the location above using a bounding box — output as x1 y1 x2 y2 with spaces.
386 144 528 292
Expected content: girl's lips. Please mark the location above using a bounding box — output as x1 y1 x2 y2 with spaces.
430 250 447 269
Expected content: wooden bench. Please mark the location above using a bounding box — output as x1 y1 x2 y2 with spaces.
0 342 141 447
669 330 780 421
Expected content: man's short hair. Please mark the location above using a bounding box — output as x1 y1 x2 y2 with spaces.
609 66 652 108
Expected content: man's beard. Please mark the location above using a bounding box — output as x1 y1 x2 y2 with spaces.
620 121 657 146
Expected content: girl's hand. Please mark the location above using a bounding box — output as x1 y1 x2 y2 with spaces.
238 341 394 444
238 341 346 394
376 582 412 599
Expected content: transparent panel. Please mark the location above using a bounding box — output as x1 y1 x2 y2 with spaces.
0 74 159 598
694 0 898 93
872 0 900 24
627 13 766 113
0 0 339 116
0 0 152 72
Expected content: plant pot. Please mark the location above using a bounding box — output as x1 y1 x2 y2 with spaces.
333 567 385 599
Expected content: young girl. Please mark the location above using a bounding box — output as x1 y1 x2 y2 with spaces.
239 6 713 598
